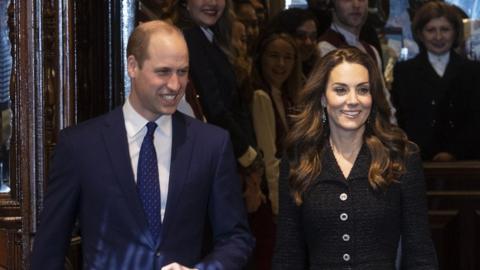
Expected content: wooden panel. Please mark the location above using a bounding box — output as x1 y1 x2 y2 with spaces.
429 211 454 270
0 230 7 268
424 162 480 270
0 229 21 270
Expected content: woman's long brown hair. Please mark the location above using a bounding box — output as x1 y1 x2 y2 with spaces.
286 47 417 205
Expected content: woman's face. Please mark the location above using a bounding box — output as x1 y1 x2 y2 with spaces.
294 19 318 62
261 38 296 89
187 0 225 27
322 62 372 136
232 21 248 55
420 16 455 55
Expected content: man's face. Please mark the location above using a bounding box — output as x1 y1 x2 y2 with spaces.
332 0 368 34
128 32 189 121
295 19 318 61
250 0 266 26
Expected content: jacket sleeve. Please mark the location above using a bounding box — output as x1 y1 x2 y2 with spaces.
251 90 280 214
272 159 307 269
30 130 80 270
400 152 439 269
195 132 254 270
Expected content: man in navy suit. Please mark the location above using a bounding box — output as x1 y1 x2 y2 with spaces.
30 20 254 270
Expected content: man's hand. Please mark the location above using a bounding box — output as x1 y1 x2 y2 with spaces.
161 262 197 270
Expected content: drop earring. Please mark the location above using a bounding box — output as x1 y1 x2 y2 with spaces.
322 107 327 124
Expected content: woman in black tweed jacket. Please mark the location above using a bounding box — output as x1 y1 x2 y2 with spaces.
391 1 480 161
272 48 438 269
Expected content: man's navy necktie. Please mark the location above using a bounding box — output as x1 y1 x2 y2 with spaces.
137 121 161 240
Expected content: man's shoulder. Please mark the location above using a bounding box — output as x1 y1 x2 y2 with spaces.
175 111 228 139
59 107 121 139
317 41 337 57
318 28 341 42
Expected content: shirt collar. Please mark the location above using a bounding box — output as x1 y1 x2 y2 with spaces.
427 51 450 65
427 51 450 77
123 97 172 139
200 26 214 43
331 22 359 46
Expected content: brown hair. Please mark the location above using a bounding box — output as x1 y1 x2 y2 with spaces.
251 32 303 103
126 20 183 68
286 47 416 205
167 0 235 60
412 1 463 49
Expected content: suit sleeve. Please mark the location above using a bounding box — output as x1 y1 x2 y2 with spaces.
400 152 439 269
272 159 307 269
30 130 80 270
195 132 254 270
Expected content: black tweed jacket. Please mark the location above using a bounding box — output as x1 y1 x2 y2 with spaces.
272 144 438 269
391 50 480 160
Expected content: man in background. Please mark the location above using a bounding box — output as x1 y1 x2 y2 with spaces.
318 0 383 69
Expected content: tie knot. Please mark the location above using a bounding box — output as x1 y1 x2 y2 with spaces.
146 122 157 137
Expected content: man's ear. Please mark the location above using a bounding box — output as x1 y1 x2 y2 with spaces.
127 55 138 78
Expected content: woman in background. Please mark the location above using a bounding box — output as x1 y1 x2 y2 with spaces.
391 1 480 161
250 32 302 217
267 8 319 77
273 47 438 269
169 0 264 187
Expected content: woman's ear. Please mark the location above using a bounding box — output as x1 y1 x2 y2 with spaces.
321 95 326 108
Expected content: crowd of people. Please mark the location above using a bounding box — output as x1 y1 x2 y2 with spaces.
162 0 477 267
30 0 480 269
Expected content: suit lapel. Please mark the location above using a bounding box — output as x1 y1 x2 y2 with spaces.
101 108 155 247
442 51 462 84
159 112 194 246
415 53 445 99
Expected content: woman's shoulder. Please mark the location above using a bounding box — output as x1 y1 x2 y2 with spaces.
394 54 424 71
253 89 271 99
252 89 274 109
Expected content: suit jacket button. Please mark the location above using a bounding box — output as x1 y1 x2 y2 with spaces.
156 251 161 257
